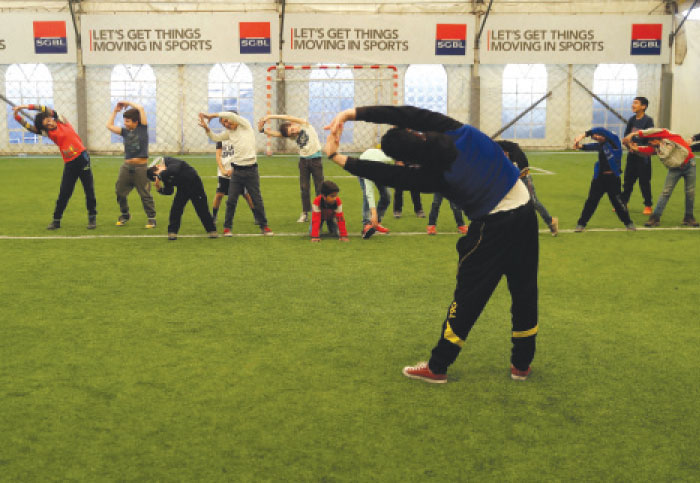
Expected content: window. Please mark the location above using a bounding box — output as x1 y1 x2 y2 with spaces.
501 64 547 139
208 63 254 133
592 64 638 139
309 66 354 144
5 64 53 145
405 64 447 114
110 64 157 143
683 7 700 19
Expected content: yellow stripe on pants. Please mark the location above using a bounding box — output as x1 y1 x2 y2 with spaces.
512 325 538 338
443 320 464 347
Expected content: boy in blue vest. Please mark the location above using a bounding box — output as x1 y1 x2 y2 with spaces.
572 128 636 232
324 105 538 383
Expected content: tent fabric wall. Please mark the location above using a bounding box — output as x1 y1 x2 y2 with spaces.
0 1 697 150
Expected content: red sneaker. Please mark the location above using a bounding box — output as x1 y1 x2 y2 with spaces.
457 225 468 235
402 361 447 384
426 225 437 235
642 206 653 215
261 226 274 236
223 228 232 237
510 365 531 381
375 224 390 234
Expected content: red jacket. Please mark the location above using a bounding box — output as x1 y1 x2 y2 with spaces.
310 194 348 238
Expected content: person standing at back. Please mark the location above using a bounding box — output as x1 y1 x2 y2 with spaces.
259 114 324 223
620 97 655 214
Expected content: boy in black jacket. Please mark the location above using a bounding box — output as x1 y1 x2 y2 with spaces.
621 97 655 213
147 157 218 240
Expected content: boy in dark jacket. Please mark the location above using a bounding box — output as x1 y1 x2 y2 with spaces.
620 97 655 213
147 157 218 240
572 127 636 232
323 105 538 384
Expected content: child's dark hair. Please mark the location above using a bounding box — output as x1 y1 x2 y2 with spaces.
279 122 292 137
634 96 649 109
146 166 158 181
34 112 50 133
321 180 340 196
123 108 141 124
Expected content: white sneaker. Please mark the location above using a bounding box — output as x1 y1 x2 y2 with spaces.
297 212 308 223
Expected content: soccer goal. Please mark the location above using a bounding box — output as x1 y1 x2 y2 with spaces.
264 64 398 155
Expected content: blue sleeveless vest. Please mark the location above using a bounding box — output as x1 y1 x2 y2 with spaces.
441 125 519 220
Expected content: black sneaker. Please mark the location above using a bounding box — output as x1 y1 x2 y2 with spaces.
116 214 130 226
46 220 61 230
87 216 97 230
644 215 660 227
362 225 376 239
682 216 699 227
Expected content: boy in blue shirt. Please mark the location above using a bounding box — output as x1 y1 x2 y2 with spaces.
323 105 538 384
572 128 636 232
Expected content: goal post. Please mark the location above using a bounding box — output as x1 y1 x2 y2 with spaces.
265 64 398 155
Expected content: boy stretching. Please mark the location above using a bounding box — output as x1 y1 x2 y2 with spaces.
199 111 273 236
212 140 255 224
259 114 324 223
12 104 97 230
497 140 558 236
106 101 156 228
147 157 218 240
310 180 349 243
621 97 655 214
357 148 393 239
573 128 636 232
624 128 698 227
426 193 468 235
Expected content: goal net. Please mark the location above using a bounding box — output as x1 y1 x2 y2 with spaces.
264 64 398 155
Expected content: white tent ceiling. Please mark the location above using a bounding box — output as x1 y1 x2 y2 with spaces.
0 0 688 15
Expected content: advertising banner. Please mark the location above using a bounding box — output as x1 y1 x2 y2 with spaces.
282 14 475 65
81 13 279 64
0 13 77 64
480 15 671 64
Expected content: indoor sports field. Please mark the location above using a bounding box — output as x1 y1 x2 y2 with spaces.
1 152 698 481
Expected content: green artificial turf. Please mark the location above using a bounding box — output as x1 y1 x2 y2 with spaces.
1 152 699 481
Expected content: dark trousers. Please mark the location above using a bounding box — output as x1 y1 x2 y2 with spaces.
168 174 216 234
224 165 268 229
428 193 465 226
394 189 423 213
299 157 324 213
577 173 632 227
428 203 539 374
53 151 97 220
621 154 653 207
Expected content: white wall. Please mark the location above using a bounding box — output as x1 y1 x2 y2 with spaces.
671 20 700 137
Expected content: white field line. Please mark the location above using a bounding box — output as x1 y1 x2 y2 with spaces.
0 226 696 241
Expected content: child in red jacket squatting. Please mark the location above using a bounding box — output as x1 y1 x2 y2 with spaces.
310 180 349 243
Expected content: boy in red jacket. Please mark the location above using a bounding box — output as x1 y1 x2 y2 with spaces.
310 180 349 242
13 104 97 230
624 128 698 227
